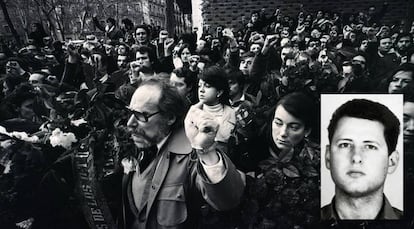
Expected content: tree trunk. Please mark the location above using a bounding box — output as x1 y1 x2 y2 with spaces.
0 0 21 46
53 5 65 40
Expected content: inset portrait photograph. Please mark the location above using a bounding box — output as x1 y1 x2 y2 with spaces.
320 94 404 220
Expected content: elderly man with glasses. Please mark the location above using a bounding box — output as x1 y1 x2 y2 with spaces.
119 78 245 229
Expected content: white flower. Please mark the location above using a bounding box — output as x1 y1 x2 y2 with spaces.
49 128 77 150
121 157 138 174
0 125 7 135
0 125 39 143
71 118 87 127
16 217 34 229
10 131 40 143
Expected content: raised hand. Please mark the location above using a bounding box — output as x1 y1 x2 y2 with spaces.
184 102 219 152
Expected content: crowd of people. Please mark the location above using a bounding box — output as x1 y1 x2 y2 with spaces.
1 2 414 229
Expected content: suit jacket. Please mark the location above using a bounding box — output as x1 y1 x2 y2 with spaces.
119 127 245 229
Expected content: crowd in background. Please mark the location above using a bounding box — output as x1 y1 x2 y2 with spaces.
1 2 414 228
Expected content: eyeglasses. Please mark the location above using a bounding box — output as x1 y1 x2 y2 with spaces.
128 107 161 122
352 59 366 64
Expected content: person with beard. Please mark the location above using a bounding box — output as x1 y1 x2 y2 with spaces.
305 38 321 61
133 46 157 80
119 78 244 229
322 98 402 220
102 54 131 91
393 33 412 60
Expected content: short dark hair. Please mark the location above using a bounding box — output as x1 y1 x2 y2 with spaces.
327 99 400 154
121 18 134 29
275 92 317 130
396 32 412 43
198 66 230 105
91 50 108 67
251 11 260 16
139 78 189 128
118 42 130 52
390 63 414 77
379 36 392 42
135 25 151 38
404 84 414 104
240 51 255 61
178 43 193 57
172 67 198 89
135 45 156 64
6 57 29 72
225 68 245 88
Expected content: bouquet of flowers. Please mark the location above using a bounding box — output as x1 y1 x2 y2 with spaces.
239 139 320 229
0 86 131 228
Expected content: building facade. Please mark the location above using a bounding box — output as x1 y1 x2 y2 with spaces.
0 0 192 42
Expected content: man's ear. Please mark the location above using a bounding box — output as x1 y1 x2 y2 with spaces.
387 150 399 174
325 145 331 170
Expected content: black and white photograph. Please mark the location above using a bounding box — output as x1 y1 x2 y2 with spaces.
320 94 404 220
0 0 413 228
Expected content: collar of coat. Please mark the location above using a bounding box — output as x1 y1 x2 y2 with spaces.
163 127 192 155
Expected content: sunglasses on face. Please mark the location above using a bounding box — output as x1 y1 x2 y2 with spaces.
127 107 161 122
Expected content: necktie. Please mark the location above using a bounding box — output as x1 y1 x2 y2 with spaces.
135 145 158 173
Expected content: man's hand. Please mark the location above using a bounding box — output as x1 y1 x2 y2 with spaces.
185 102 220 165
164 38 175 56
189 55 200 71
184 102 219 151
262 34 279 54
222 28 234 39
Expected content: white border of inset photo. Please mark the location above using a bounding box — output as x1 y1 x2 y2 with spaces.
320 94 404 212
